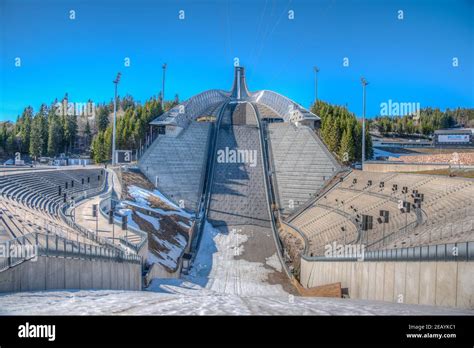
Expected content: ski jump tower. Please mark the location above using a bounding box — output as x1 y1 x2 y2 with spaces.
230 66 251 101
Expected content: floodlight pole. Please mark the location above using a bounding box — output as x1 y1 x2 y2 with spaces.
162 63 167 110
361 77 369 167
314 66 320 105
112 72 121 166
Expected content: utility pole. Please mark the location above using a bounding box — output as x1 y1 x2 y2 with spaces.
314 66 320 105
361 77 369 167
112 72 121 166
161 63 167 110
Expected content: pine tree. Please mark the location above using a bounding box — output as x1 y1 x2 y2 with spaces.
96 107 109 132
0 123 7 153
6 132 15 156
326 118 341 153
18 107 33 154
365 122 373 160
38 105 49 156
29 116 43 159
63 114 78 153
47 113 63 157
91 131 106 163
339 126 355 163
84 120 91 148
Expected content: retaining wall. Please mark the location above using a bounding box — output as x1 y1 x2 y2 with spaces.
300 259 474 309
0 256 141 293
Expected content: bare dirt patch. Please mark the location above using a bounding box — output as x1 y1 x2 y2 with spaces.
121 170 155 199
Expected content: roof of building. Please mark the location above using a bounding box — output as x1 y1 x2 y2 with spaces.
150 67 320 127
434 128 473 135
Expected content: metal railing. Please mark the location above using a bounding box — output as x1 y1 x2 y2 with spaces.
253 102 293 279
262 121 282 215
286 169 352 223
280 220 310 256
367 218 419 250
98 194 148 254
189 101 230 257
59 173 123 251
0 231 141 272
302 240 474 262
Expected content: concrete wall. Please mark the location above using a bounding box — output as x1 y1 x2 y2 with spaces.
0 256 142 293
300 259 474 309
144 262 180 287
363 162 450 173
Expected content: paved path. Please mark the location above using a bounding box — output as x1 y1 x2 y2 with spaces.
74 169 131 247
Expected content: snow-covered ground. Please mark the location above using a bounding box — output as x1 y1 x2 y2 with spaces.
184 221 288 296
0 190 472 315
121 185 191 271
0 286 471 315
127 185 193 220
148 233 187 270
1 218 471 315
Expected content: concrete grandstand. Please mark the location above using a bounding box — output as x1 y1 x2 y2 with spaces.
0 67 472 314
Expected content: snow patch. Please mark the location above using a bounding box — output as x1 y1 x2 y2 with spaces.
185 221 288 296
127 185 193 219
265 253 282 272
136 211 160 230
0 290 471 315
150 233 187 270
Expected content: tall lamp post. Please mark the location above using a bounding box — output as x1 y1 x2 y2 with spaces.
161 63 167 110
361 77 369 168
112 72 121 166
314 66 320 105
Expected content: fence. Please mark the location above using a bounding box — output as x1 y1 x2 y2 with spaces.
0 231 141 272
98 191 148 255
58 172 126 252
302 240 474 262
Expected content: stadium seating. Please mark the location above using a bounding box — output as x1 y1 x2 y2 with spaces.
0 169 104 220
139 121 213 212
151 90 228 128
252 90 302 122
0 169 105 242
0 196 99 244
288 170 474 256
254 103 283 120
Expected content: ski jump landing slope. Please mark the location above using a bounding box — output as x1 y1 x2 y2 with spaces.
195 102 295 296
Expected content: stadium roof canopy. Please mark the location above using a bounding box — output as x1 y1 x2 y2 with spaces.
150 66 320 128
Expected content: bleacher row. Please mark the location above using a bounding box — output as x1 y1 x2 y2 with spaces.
288 171 474 256
154 89 228 128
252 90 302 122
139 96 225 212
254 103 283 120
198 102 224 120
0 196 100 246
267 122 340 216
0 169 104 241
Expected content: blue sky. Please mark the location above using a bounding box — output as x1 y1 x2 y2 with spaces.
1 0 473 121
